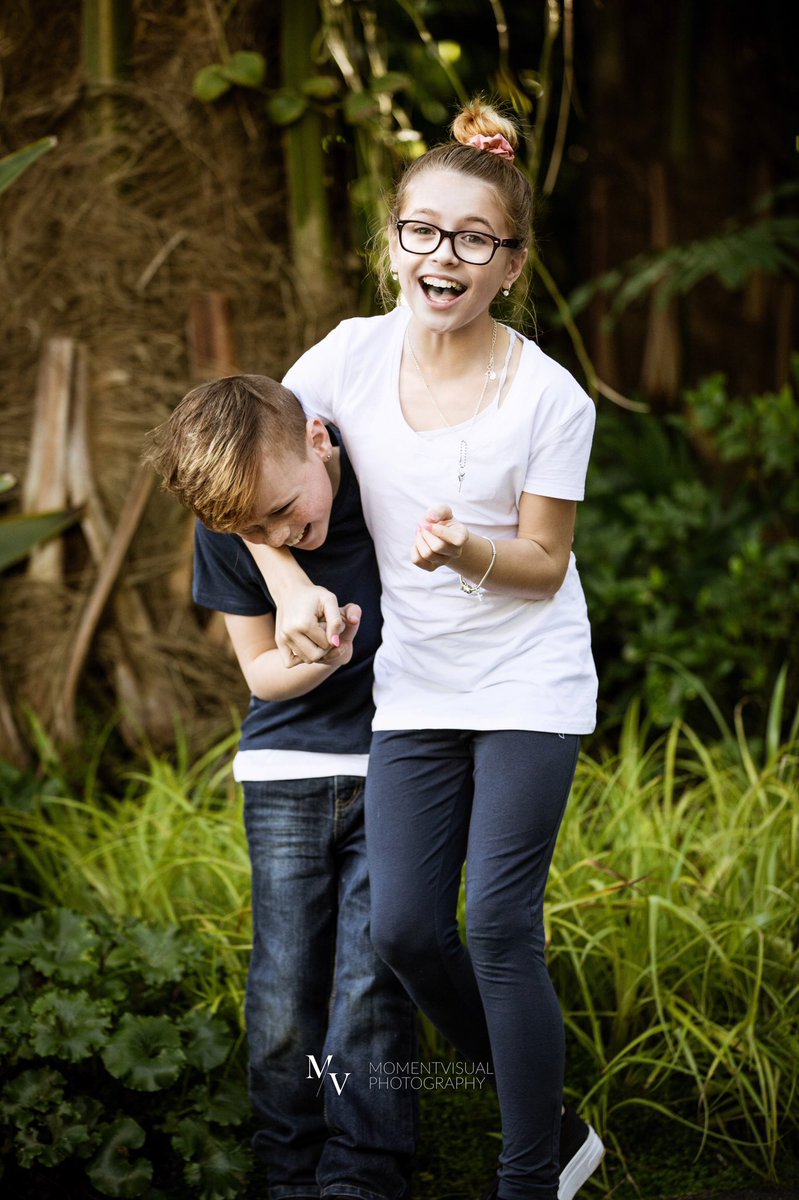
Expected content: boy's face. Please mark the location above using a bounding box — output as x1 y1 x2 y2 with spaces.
236 419 337 551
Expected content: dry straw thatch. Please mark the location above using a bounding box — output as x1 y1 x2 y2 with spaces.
0 0 353 762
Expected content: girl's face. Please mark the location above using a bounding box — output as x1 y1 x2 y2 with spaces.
390 167 527 337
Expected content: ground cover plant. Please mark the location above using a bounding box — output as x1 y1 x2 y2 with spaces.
1 693 797 1196
0 907 251 1199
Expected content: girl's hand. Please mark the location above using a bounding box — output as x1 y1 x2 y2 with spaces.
274 584 347 666
411 505 469 572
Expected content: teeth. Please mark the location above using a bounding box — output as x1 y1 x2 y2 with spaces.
422 276 465 293
287 525 309 547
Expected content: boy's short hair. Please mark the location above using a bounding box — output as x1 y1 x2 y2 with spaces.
146 374 308 531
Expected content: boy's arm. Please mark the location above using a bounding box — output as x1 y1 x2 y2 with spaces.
243 541 347 666
223 606 362 700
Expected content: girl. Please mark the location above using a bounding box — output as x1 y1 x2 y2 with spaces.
252 98 604 1200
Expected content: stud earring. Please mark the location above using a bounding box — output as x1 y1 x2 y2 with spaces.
501 287 511 297
391 269 398 281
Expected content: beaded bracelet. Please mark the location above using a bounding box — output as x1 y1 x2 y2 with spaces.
459 536 497 601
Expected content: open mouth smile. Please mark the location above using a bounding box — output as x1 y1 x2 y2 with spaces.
420 275 466 302
286 524 310 547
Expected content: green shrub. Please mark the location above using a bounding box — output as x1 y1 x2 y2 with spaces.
0 906 251 1199
576 366 799 728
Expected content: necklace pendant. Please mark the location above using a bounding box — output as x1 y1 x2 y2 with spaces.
457 439 467 491
488 369 497 381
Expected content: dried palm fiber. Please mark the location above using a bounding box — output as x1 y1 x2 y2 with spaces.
0 0 355 755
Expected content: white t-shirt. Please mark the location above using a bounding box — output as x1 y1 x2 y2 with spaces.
284 306 598 734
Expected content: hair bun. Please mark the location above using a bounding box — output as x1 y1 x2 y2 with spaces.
451 97 519 152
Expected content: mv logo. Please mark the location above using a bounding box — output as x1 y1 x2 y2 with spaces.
307 1054 351 1096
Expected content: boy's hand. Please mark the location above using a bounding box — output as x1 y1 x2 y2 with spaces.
411 506 469 572
275 584 347 666
316 604 362 667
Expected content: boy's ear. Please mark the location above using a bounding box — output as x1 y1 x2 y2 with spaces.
305 417 332 460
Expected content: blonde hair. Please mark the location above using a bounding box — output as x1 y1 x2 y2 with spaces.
377 97 534 305
144 375 307 532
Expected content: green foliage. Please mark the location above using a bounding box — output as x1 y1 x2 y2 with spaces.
567 195 799 326
192 51 266 102
0 137 56 196
547 704 799 1180
0 907 251 1198
575 367 799 726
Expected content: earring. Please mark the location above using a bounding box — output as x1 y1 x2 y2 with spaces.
502 287 511 297
391 269 398 281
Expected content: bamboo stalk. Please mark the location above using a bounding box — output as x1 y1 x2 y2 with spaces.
23 337 75 583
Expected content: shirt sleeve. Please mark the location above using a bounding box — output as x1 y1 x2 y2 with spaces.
282 322 348 422
192 523 273 616
523 385 596 501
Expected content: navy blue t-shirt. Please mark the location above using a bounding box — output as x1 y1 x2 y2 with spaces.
192 433 380 754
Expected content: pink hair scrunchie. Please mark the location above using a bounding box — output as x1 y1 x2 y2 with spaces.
467 133 516 162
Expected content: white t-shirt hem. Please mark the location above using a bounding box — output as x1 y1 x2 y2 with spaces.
233 749 369 781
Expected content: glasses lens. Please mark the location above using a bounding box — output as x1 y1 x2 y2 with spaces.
399 222 440 254
453 231 495 264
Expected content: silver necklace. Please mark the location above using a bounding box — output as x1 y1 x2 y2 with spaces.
406 320 498 492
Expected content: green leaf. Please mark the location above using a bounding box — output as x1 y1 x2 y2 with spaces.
371 71 412 96
0 1067 66 1120
193 65 232 103
0 962 19 997
0 994 33 1058
266 89 308 126
15 1101 92 1168
172 1119 252 1199
0 508 80 572
187 1080 251 1127
102 1013 186 1091
31 989 111 1061
87 1118 153 1198
0 909 98 982
301 75 341 100
106 921 199 985
220 51 265 89
343 90 380 125
181 1010 233 1071
0 137 57 196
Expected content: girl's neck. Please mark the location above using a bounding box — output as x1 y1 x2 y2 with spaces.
407 313 497 374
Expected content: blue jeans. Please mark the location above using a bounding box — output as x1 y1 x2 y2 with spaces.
366 731 581 1200
244 776 418 1200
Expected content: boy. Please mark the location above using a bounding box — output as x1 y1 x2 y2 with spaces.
146 375 416 1200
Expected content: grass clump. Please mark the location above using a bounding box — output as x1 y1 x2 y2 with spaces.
548 699 799 1183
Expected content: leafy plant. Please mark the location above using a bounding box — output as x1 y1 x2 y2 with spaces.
575 366 799 727
0 907 251 1198
567 186 799 326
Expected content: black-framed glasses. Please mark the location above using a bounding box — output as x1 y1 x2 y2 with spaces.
395 219 522 265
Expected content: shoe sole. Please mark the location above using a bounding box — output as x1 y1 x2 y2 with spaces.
558 1125 605 1200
